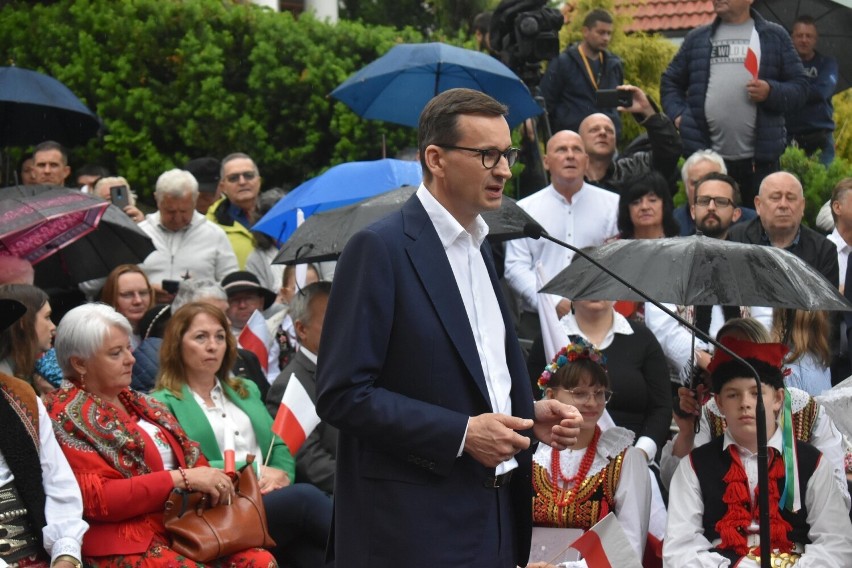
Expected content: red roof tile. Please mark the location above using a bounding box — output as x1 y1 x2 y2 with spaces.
615 0 716 33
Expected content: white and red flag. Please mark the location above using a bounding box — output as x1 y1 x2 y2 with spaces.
271 374 320 454
237 309 280 383
569 513 642 568
745 27 761 80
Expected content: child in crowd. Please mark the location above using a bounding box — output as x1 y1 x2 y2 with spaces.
664 337 852 567
530 338 650 566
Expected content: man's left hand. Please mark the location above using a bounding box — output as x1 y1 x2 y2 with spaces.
746 79 770 103
532 399 582 450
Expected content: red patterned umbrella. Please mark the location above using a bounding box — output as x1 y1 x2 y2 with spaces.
0 187 108 263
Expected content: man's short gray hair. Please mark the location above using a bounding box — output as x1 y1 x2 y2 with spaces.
289 281 331 325
54 303 132 377
681 149 727 186
155 169 199 203
172 279 228 313
220 153 259 178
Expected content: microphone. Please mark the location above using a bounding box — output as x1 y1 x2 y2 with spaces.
524 223 772 565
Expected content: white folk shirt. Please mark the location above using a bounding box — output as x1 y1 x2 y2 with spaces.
504 183 619 312
665 427 852 567
0 398 87 566
417 185 515 474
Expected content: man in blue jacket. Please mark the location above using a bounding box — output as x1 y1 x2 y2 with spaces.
661 0 808 206
785 14 838 166
541 9 624 138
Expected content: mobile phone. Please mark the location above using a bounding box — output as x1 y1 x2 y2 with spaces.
110 185 130 209
162 279 180 295
595 89 633 109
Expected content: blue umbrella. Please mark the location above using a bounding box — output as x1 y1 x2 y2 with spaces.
253 158 423 243
331 42 543 128
0 66 101 147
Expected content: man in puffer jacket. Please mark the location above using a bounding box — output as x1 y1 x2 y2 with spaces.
661 2 808 206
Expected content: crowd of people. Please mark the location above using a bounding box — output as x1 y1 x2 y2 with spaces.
1 1 851 567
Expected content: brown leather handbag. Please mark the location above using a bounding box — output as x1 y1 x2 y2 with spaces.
163 455 276 562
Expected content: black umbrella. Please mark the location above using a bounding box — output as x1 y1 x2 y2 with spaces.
273 185 537 265
0 66 101 147
754 0 852 93
540 235 851 311
0 184 154 286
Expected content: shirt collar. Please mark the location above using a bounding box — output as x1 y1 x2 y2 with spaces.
829 228 852 253
722 419 783 456
760 224 801 250
300 347 318 365
416 184 489 249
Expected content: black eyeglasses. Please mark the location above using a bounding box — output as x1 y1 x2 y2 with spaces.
695 196 734 208
224 171 258 183
436 144 520 169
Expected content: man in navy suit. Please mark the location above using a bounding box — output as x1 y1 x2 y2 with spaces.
316 88 583 568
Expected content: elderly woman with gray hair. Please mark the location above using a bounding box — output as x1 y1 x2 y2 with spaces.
45 303 276 567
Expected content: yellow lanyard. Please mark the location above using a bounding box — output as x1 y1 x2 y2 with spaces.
579 47 603 90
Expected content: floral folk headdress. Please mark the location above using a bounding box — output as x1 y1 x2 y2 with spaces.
537 335 607 394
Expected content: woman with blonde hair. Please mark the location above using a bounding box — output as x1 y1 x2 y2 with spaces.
772 309 831 396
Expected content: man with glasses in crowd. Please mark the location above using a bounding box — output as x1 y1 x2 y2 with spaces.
206 152 263 268
647 172 772 384
316 88 581 568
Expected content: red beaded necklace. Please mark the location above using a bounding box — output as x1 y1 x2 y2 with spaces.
551 426 601 507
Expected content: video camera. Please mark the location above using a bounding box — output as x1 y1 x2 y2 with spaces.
489 0 563 84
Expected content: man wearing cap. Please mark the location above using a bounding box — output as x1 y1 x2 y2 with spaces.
0 299 88 568
184 156 222 215
221 271 276 336
139 169 239 303
207 153 262 269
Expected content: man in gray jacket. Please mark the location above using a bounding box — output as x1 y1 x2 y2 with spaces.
139 168 239 303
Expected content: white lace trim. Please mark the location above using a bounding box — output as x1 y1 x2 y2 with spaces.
533 427 635 479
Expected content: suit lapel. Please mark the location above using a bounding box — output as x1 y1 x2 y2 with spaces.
402 197 492 405
168 386 223 461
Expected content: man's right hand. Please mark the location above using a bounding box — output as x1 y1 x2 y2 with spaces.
152 283 176 304
464 413 533 468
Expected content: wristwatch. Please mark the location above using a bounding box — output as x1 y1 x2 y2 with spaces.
53 555 83 568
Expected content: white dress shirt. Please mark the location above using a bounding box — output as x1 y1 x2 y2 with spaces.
664 427 852 567
827 228 851 291
191 380 262 464
0 398 87 566
417 185 515 474
504 183 619 312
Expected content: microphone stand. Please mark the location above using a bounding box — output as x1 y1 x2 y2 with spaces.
525 224 772 568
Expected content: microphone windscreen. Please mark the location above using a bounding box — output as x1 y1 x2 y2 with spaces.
523 222 545 240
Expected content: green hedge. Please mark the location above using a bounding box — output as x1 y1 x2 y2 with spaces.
0 0 422 198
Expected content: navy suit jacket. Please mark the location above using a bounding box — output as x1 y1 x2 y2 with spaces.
316 195 535 567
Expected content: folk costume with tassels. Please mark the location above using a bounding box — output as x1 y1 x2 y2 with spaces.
44 385 204 557
664 337 852 567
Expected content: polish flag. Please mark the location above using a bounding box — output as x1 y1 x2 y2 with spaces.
271 374 320 454
745 27 761 80
238 309 280 383
569 513 642 568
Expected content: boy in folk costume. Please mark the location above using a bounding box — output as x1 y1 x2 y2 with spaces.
664 337 852 567
530 338 650 566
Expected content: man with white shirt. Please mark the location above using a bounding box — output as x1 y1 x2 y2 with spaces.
829 179 852 294
645 173 772 383
315 88 582 568
504 130 619 339
139 169 239 303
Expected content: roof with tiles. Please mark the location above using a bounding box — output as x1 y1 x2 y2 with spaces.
615 0 716 34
